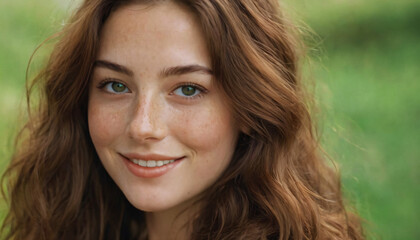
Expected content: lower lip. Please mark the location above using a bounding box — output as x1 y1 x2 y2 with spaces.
121 155 183 178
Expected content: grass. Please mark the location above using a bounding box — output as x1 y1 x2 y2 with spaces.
1 0 419 239
297 0 420 238
317 40 420 239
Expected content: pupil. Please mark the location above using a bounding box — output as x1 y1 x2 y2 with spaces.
112 83 125 92
182 86 196 96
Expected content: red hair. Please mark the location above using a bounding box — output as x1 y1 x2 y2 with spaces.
1 0 364 239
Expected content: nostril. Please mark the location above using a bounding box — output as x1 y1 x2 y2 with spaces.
126 97 168 142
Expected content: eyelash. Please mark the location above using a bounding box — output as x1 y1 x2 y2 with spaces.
96 79 208 99
170 82 208 100
97 79 130 94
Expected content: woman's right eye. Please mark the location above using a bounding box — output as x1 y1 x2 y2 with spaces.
99 81 130 94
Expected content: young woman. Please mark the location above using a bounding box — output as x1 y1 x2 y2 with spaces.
1 0 364 239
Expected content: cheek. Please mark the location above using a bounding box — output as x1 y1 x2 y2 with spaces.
170 103 237 157
88 100 126 147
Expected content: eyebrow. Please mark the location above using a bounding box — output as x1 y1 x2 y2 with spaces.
159 65 213 78
94 60 134 77
94 60 212 78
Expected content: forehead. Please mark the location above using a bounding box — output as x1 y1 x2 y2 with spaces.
108 2 196 37
97 1 210 73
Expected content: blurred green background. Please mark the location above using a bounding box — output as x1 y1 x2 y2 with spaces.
0 0 419 239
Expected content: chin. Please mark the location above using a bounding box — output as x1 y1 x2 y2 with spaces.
133 202 184 214
124 193 175 213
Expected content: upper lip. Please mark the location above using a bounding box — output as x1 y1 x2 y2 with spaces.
121 153 183 161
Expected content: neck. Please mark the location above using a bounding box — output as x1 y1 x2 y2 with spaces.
145 204 196 240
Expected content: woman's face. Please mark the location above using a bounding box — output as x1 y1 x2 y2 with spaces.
88 2 238 213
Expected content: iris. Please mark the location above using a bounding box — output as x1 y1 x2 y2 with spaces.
111 82 127 93
181 86 196 96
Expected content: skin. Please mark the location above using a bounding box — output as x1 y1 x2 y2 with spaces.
88 2 238 239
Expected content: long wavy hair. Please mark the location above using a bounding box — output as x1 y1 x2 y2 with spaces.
1 0 364 239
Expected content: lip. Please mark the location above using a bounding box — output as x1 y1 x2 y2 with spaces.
122 153 183 161
119 153 184 178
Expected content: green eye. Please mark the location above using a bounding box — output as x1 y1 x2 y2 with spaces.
174 85 201 97
181 86 196 96
111 82 127 92
103 81 129 93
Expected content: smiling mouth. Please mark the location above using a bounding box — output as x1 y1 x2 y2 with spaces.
129 158 179 167
120 152 185 169
120 154 184 178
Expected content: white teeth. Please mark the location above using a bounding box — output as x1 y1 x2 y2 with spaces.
147 161 156 167
130 159 177 167
138 160 147 167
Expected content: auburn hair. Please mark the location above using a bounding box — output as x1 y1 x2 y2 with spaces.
1 0 364 239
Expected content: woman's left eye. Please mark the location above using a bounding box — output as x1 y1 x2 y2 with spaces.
173 85 202 97
102 81 129 94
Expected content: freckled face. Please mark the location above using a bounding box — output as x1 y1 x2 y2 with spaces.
88 2 238 213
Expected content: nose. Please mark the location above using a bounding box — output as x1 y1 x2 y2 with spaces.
127 95 166 142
